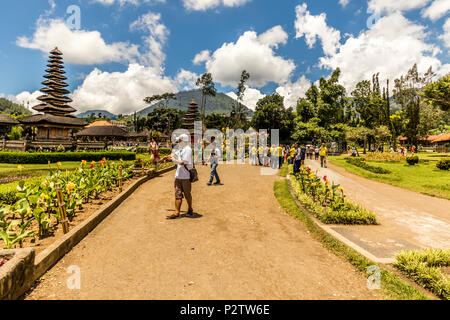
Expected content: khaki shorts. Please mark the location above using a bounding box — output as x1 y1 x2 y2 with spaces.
174 178 192 199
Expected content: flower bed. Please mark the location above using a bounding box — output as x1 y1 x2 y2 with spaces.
290 166 377 225
0 151 136 164
395 249 450 300
345 157 391 174
0 159 137 250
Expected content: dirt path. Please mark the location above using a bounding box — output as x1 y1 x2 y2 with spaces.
305 159 450 261
25 164 380 300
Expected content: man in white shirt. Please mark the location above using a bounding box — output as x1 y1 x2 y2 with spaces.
207 136 222 186
167 134 194 219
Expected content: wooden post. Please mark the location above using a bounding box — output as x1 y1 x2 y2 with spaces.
55 183 69 234
119 166 123 192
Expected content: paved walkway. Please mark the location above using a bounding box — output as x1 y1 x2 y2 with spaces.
305 159 450 262
25 164 379 300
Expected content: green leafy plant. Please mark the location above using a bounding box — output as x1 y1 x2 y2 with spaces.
395 249 450 300
406 156 419 165
345 157 391 174
436 159 450 170
290 165 377 225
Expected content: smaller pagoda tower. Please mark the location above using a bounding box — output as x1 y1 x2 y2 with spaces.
182 99 201 135
20 47 86 148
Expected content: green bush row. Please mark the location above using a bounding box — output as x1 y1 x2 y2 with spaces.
345 157 391 174
0 151 136 164
136 147 171 155
436 159 450 170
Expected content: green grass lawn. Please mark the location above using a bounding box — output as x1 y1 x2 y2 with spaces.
329 156 450 200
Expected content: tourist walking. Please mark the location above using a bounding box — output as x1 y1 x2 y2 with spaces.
320 142 328 168
151 137 160 168
293 144 302 174
308 145 314 159
289 145 296 164
167 134 194 219
207 136 222 186
300 144 306 166
314 145 320 160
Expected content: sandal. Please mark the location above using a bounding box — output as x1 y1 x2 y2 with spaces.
187 209 195 216
166 214 180 220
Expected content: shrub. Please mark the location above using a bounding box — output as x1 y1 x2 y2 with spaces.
406 156 419 165
395 249 450 300
136 147 171 155
0 151 136 164
345 157 391 174
436 159 450 171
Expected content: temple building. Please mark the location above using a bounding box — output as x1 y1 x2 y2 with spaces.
182 99 201 137
19 47 86 149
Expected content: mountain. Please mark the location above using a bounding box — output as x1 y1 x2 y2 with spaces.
0 98 32 115
137 89 253 117
77 110 117 119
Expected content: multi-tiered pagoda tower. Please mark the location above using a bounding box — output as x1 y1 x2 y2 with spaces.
182 99 201 136
20 47 86 148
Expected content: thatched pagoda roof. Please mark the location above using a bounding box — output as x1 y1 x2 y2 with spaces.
0 114 20 126
76 125 128 137
19 114 86 127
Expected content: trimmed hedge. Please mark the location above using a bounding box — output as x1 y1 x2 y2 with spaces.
345 157 391 174
0 151 136 164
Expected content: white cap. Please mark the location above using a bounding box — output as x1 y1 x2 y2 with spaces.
177 134 190 142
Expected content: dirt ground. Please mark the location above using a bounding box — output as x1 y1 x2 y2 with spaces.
24 164 381 300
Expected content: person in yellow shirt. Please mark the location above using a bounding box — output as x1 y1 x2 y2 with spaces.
320 142 328 168
257 145 263 166
289 145 296 164
277 145 284 169
250 146 257 165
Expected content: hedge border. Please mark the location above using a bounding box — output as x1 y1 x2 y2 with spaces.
0 151 136 164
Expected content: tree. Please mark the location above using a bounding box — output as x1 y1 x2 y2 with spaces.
146 107 183 134
196 73 217 119
231 70 250 128
421 74 450 112
204 113 229 130
291 117 329 143
251 94 294 142
394 64 435 148
143 93 177 108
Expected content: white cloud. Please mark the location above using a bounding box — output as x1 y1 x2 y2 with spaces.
339 0 350 8
295 3 341 56
193 50 211 65
368 0 431 13
11 91 41 113
16 19 140 65
440 18 450 48
130 12 169 71
319 12 449 91
422 0 450 21
226 86 265 111
183 0 251 11
175 69 199 91
198 26 295 87
276 75 311 109
71 64 177 115
93 0 166 6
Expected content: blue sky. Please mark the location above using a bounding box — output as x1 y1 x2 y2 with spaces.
0 0 449 114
